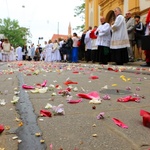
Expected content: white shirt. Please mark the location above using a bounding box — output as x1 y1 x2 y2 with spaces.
95 23 111 47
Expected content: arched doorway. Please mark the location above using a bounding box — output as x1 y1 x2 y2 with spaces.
106 10 115 24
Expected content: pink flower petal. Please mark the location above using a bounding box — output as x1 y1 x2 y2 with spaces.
112 118 128 129
67 99 82 104
41 80 47 87
97 112 105 120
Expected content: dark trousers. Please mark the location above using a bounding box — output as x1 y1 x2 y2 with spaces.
91 50 98 62
85 49 91 62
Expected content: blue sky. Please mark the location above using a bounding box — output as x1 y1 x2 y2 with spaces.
0 0 83 45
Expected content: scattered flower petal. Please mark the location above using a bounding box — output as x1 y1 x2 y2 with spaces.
40 110 52 117
89 98 101 104
89 76 99 79
97 112 105 120
140 110 150 127
102 94 111 100
117 95 140 102
52 104 65 115
22 84 35 89
0 124 4 133
77 91 100 100
112 118 128 129
67 98 82 104
45 103 53 109
64 80 78 85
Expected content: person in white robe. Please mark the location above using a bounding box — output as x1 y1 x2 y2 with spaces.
16 46 22 61
110 7 130 65
84 26 92 62
52 40 61 62
95 17 111 64
40 41 48 61
9 45 16 61
45 40 53 62
89 26 98 63
30 43 35 60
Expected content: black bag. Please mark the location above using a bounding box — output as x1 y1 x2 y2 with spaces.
141 35 150 50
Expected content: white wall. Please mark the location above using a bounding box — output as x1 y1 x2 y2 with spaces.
139 0 150 11
123 0 129 15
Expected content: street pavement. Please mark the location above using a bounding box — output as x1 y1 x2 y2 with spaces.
0 61 150 150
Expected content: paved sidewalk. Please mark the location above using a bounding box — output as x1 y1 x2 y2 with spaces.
0 61 150 150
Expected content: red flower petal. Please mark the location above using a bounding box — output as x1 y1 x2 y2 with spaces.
72 71 79 74
77 91 100 100
0 124 4 133
89 76 99 79
22 84 35 89
140 110 150 127
112 118 128 129
117 95 140 102
108 67 118 72
64 80 78 85
40 110 52 117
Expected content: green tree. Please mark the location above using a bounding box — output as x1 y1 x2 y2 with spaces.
0 18 31 47
74 0 85 32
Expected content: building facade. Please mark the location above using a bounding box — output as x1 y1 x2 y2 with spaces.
85 0 150 59
85 0 150 29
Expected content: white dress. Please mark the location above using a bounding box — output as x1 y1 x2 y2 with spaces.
45 43 53 62
52 42 61 61
9 46 16 61
16 46 22 61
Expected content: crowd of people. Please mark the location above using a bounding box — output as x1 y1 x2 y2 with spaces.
0 7 150 66
80 7 150 66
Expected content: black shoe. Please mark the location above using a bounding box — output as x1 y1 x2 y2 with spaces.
129 58 134 62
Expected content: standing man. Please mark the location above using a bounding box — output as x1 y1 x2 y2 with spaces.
125 11 135 62
110 7 130 65
95 17 111 64
134 15 145 61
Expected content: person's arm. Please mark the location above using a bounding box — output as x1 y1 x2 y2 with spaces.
135 22 143 31
111 15 124 31
99 23 111 36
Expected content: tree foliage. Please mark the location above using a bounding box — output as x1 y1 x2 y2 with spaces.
74 0 85 32
0 18 31 47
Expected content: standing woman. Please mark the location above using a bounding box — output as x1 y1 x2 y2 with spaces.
53 40 61 62
72 32 79 63
2 39 11 62
45 40 53 62
110 7 130 65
